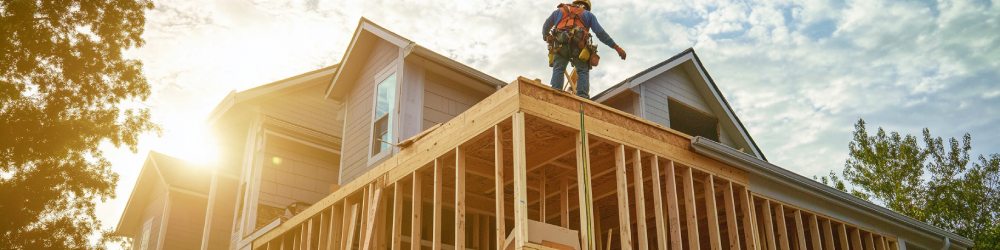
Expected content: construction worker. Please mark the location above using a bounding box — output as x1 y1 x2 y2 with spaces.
543 0 626 98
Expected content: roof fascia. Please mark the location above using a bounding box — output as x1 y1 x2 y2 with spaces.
686 51 766 160
113 156 158 234
593 53 692 103
208 65 338 125
690 137 974 247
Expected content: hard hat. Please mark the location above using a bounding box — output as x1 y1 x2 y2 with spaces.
573 0 591 10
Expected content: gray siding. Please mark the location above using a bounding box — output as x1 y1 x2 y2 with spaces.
259 138 339 208
136 183 167 250
340 40 399 184
162 193 207 250
421 73 488 129
640 68 736 147
261 83 343 137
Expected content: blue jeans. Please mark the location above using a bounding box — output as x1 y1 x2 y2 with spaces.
550 54 591 98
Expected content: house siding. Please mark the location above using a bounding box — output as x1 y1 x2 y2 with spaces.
162 193 207 250
340 40 399 184
259 137 339 209
261 84 344 138
640 68 736 147
421 72 488 129
136 184 167 250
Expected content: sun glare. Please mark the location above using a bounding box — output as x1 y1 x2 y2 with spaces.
157 123 221 168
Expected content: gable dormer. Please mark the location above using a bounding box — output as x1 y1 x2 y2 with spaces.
594 48 766 160
326 18 504 184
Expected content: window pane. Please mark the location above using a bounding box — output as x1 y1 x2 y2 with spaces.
372 73 396 156
375 74 396 118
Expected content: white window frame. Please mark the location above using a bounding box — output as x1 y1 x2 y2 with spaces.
367 65 399 165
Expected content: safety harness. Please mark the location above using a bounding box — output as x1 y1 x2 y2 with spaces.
548 3 599 67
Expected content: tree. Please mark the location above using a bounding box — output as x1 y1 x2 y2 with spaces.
0 0 156 249
820 119 1000 249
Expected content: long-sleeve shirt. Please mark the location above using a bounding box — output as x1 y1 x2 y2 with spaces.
542 7 617 48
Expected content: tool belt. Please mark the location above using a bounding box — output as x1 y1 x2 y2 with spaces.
548 27 600 67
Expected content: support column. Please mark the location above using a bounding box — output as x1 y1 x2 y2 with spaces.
576 125 596 250
614 144 633 250
632 149 648 250
411 172 423 250
649 157 668 250
455 148 467 250
512 112 529 249
494 125 506 249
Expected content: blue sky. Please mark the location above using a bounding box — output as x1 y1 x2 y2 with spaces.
98 0 1000 241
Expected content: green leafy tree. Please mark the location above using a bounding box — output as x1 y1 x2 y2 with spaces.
1 0 156 249
820 119 1000 249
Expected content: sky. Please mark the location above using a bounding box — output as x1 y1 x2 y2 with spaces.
96 0 1000 243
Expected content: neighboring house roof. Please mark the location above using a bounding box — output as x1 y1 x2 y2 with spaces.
114 151 211 236
691 137 975 248
592 48 767 161
324 18 505 100
207 64 340 125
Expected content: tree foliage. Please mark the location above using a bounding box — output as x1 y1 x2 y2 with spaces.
0 0 155 248
820 119 1000 249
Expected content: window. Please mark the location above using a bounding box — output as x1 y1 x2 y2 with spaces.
371 73 397 157
668 98 719 141
139 218 153 250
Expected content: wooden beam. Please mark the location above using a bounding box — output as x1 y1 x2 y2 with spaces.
705 175 722 250
412 172 423 250
793 210 806 250
875 235 886 250
723 181 740 250
664 161 682 250
838 224 850 250
493 125 506 249
344 203 359 250
433 159 443 250
632 149 649 250
329 204 343 250
850 228 863 250
577 124 597 250
821 218 835 250
681 166 700 250
455 147 467 250
540 169 547 223
614 144 634 250
392 182 404 250
808 214 822 250
512 112 529 249
774 204 790 250
864 232 876 250
362 185 383 250
561 178 570 228
760 200 776 250
649 156 668 250
739 188 759 250
317 210 327 250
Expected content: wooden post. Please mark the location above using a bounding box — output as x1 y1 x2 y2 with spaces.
664 161 682 250
362 185 383 250
850 228 863 250
723 181 741 250
793 210 807 250
411 172 423 250
774 204 790 250
494 125 506 249
433 159 443 250
760 200 777 250
681 166 700 250
864 232 876 250
632 149 649 250
649 156 668 250
614 144 634 250
704 175 722 250
576 123 596 250
317 210 328 250
808 214 822 250
540 169 547 223
739 188 760 250
392 182 404 250
875 235 886 250
838 224 850 250
561 178 570 228
512 112 529 249
456 147 467 250
822 219 835 250
344 203 359 250
329 204 344 250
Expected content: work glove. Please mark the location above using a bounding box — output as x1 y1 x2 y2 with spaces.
614 45 627 60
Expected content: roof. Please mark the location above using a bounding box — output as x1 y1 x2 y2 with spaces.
324 17 505 100
207 64 340 125
114 151 212 236
691 137 974 248
592 48 767 161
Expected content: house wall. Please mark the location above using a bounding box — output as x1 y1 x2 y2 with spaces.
135 184 168 250
421 72 489 129
639 67 738 147
162 192 207 250
340 39 399 184
258 135 339 224
261 84 344 138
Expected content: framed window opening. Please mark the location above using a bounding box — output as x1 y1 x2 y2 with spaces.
667 97 720 141
368 66 399 163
